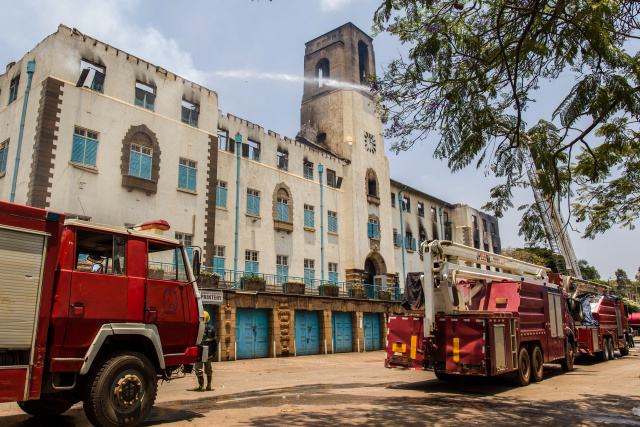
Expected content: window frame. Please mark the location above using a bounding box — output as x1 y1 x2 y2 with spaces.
178 157 198 192
303 161 314 180
129 143 153 180
134 81 156 111
8 75 20 104
327 210 338 234
71 126 99 167
277 149 288 171
216 181 228 208
78 59 106 93
181 99 199 127
304 204 315 228
246 188 261 216
417 202 425 218
0 139 9 175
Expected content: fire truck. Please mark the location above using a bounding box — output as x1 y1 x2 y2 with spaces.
385 241 576 386
0 201 206 426
563 277 631 359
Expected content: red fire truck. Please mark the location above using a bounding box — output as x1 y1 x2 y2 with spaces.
563 277 631 359
0 201 206 426
386 241 576 386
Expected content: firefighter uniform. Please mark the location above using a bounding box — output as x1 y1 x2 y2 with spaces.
194 311 216 391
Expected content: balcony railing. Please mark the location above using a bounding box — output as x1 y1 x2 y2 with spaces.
199 268 401 301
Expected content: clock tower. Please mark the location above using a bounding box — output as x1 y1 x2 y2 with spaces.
299 23 396 287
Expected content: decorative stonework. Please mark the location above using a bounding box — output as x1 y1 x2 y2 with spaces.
204 134 218 267
120 124 161 195
27 78 64 208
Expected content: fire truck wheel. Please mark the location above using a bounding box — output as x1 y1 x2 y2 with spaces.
18 394 75 417
83 351 158 427
514 347 531 387
606 338 615 360
560 339 574 372
620 337 630 356
529 346 543 382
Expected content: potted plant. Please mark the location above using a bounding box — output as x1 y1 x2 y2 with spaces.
378 289 391 300
241 274 266 291
283 281 306 294
350 284 367 299
199 270 220 289
319 283 340 297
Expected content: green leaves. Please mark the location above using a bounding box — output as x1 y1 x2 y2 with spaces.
372 0 640 244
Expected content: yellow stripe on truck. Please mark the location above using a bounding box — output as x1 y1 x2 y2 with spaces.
453 337 460 363
410 335 417 360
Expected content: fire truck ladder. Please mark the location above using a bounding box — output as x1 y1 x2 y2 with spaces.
522 148 582 279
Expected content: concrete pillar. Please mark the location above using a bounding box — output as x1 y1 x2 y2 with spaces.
221 305 236 361
379 312 388 350
318 310 333 354
353 311 364 352
268 308 280 357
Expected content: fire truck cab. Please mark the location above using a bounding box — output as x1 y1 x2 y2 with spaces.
0 201 205 426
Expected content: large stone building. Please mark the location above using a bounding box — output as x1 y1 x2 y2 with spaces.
0 23 501 360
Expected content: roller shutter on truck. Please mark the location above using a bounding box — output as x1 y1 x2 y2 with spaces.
0 227 47 350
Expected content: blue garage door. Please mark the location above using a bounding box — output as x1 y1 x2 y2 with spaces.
235 308 268 359
363 313 381 351
295 311 320 356
332 312 352 353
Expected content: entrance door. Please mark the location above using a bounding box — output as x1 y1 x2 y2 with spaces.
235 309 268 359
295 311 320 355
364 259 376 298
363 313 381 351
332 312 352 353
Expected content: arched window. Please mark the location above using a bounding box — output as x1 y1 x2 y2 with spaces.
358 41 369 85
121 125 161 195
365 169 379 203
316 59 330 88
273 183 294 233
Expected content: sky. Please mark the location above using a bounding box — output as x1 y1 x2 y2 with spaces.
0 0 637 281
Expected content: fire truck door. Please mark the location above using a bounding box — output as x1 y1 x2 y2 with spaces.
615 305 623 337
145 242 189 353
65 231 128 350
548 292 564 339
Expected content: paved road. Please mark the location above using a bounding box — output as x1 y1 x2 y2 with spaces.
2 341 639 426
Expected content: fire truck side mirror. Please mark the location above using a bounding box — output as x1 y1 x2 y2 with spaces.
193 249 201 277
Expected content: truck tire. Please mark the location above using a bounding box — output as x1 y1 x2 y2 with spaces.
83 351 157 427
529 345 543 382
620 336 630 356
560 339 575 372
513 347 531 387
606 338 615 360
18 394 75 417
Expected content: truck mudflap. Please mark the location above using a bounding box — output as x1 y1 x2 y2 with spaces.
164 346 199 366
385 316 425 370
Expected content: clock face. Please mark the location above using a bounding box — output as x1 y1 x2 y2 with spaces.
364 132 376 153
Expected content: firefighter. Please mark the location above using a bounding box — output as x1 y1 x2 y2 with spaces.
194 311 216 391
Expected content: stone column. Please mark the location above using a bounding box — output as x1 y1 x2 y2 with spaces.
221 305 236 361
352 311 364 352
318 310 333 354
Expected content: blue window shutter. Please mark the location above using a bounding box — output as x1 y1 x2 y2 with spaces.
254 196 260 215
245 261 251 273
277 203 284 221
220 188 227 207
310 211 314 228
283 204 289 222
329 272 338 283
405 236 409 249
129 151 141 176
367 223 373 238
178 165 188 189
215 187 221 206
373 224 379 240
283 266 288 278
246 194 251 214
253 262 259 274
85 139 98 166
71 135 85 164
413 238 416 251
185 247 194 265
328 216 337 233
0 148 7 173
141 155 152 180
188 168 197 191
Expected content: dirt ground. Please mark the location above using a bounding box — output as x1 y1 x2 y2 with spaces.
2 339 639 426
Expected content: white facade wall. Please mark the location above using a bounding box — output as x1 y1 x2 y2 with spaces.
0 25 217 258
